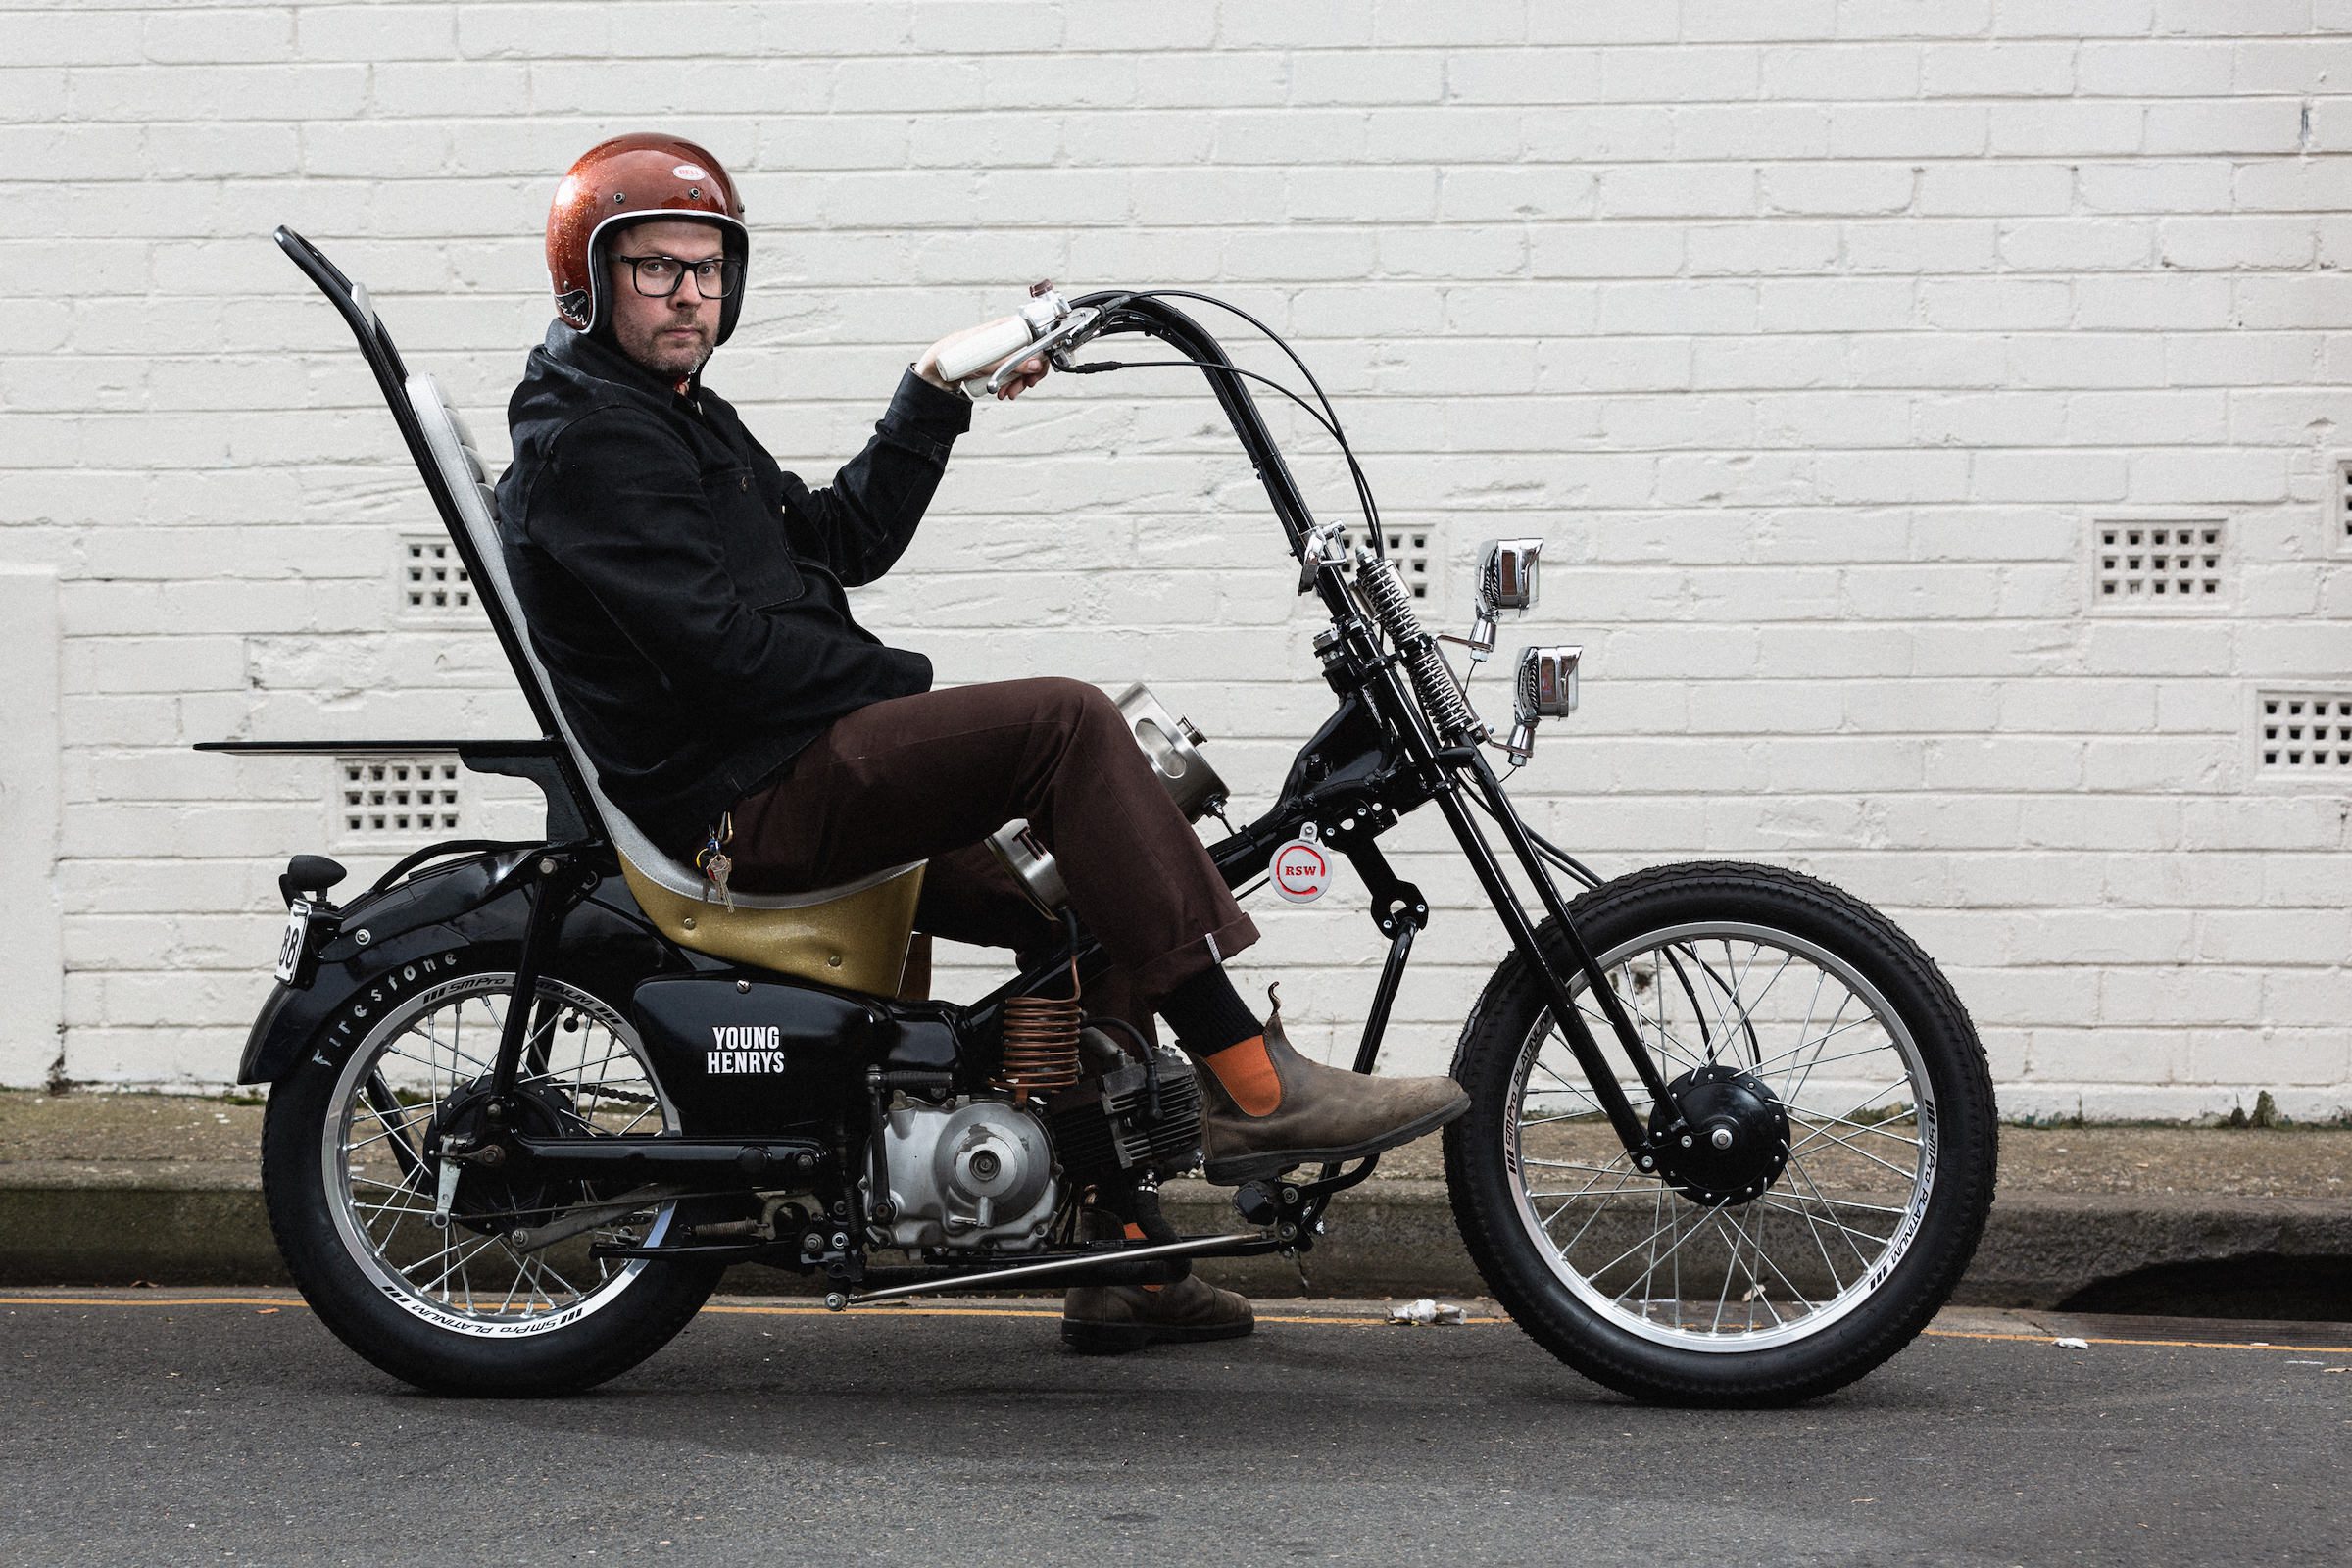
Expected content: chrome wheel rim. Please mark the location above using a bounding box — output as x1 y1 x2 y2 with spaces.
321 971 679 1337
1504 921 1937 1353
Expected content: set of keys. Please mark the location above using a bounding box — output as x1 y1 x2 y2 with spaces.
696 811 735 910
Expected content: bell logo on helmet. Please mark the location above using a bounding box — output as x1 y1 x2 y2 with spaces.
672 163 707 179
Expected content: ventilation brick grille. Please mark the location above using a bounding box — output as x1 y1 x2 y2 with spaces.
400 535 475 617
2257 693 2352 774
338 757 463 840
2094 521 2222 604
1342 526 1435 600
2337 458 2352 552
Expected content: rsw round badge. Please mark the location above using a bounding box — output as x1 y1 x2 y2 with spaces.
1271 823 1333 904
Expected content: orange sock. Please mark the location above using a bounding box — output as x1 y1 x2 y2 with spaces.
1201 1034 1283 1116
1123 1221 1165 1292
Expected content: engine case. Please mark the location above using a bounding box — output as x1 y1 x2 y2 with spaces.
868 1098 1059 1254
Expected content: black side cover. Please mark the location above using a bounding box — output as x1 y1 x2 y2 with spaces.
631 976 882 1139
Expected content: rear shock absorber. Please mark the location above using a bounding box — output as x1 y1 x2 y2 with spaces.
1352 548 1484 743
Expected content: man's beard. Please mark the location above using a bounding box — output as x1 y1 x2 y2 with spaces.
623 319 712 379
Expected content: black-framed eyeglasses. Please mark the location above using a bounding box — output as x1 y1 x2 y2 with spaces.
613 253 741 300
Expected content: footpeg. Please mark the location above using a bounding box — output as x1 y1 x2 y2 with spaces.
1232 1180 1278 1227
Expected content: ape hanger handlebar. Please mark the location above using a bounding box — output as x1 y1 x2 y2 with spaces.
946 284 1674 1157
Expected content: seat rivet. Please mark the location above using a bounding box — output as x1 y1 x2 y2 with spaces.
827 954 843 967
737 979 751 993
682 915 696 929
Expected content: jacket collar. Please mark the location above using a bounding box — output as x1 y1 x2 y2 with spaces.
540 318 705 404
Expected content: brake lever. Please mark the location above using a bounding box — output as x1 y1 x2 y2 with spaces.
975 307 1102 397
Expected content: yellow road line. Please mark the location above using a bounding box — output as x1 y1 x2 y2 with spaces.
1922 1326 2352 1355
0 1296 300 1308
0 1294 1500 1327
7 1297 2333 1350
703 1301 1506 1327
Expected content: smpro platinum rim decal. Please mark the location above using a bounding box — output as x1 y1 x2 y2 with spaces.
1502 920 1937 1355
320 971 680 1339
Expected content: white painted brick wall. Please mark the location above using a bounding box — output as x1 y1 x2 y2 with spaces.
5 2 2347 1118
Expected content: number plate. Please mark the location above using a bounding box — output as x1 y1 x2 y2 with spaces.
274 901 311 985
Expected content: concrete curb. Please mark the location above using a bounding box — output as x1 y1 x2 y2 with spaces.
6 1177 2346 1307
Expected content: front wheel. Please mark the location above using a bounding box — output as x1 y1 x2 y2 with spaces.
1444 861 1997 1406
261 957 723 1395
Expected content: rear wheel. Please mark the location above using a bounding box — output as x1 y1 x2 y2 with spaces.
262 957 721 1395
1445 861 1998 1406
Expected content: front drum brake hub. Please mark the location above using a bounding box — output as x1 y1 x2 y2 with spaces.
1647 1064 1790 1207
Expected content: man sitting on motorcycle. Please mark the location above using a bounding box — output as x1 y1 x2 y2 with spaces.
494 134 1469 1353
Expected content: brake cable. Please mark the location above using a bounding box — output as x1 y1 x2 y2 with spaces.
1067 288 1386 560
1128 288 1383 548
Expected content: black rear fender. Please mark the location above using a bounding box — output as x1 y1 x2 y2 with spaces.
238 853 684 1084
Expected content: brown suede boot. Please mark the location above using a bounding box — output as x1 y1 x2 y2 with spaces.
1061 1212 1254 1355
1194 987 1469 1185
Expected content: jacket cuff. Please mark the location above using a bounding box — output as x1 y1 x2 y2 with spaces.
886 365 975 448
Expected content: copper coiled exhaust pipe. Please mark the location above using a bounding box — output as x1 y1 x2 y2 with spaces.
998 952 1082 1100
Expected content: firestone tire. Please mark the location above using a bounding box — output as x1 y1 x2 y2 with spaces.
1443 861 1998 1407
260 954 723 1396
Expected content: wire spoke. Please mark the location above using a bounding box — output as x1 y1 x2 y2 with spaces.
1782 1149 1897 1262
1716 1203 1812 1308
1792 1107 1924 1146
331 974 673 1329
1787 1114 1924 1180
1587 1197 1720 1289
1507 921 1940 1351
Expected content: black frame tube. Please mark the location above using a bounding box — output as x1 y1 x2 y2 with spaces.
1351 922 1415 1077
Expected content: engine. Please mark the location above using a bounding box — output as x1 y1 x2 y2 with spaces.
860 1031 1206 1257
867 1098 1059 1254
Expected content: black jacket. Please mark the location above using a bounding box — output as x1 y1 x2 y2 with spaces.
494 321 972 857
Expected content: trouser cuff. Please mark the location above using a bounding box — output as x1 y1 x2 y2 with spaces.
1127 910 1263 1014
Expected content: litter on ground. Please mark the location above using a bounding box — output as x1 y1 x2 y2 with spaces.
1387 1298 1468 1327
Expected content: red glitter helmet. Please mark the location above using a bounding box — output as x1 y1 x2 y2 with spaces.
545 133 749 343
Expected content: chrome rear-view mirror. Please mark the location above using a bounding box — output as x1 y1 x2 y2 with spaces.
1506 644 1582 765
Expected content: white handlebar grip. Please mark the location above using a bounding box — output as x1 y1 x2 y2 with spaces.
934 316 1038 384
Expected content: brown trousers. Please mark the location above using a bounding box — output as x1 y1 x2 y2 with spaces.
724 677 1261 1037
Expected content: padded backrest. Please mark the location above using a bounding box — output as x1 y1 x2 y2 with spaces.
404 372 916 909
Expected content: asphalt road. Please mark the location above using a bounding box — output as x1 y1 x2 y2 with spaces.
2 1292 2345 1568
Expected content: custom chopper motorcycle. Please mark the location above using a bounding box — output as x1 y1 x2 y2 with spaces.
206 227 1996 1406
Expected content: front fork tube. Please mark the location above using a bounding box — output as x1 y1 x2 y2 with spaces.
1433 758 1670 1156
